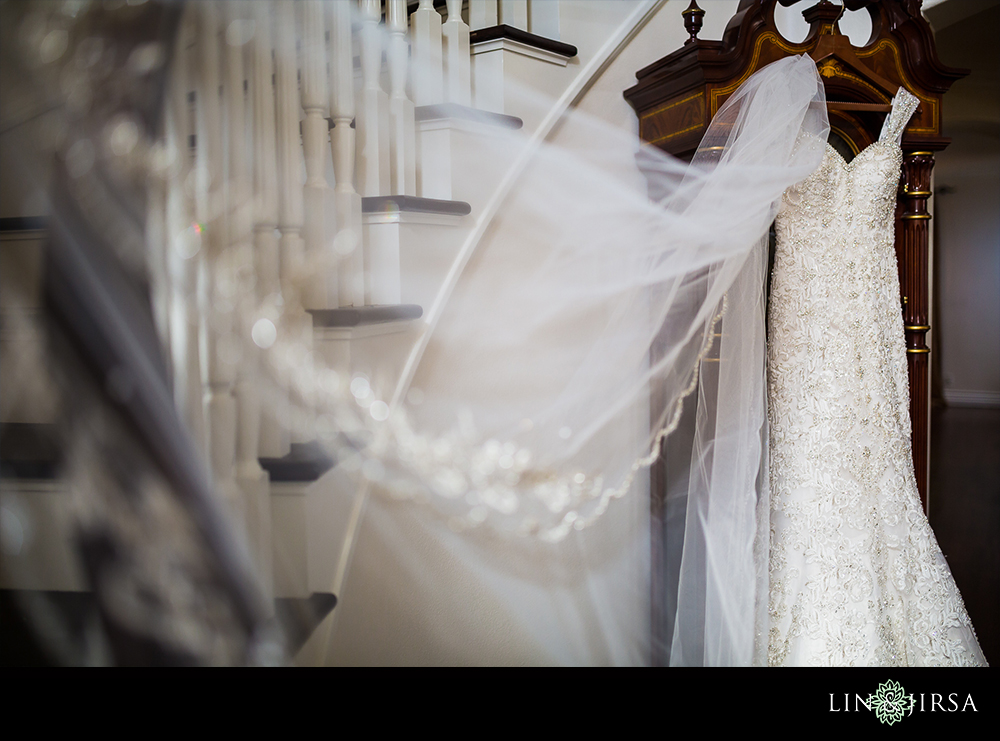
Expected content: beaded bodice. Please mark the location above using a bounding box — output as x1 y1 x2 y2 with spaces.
765 89 986 666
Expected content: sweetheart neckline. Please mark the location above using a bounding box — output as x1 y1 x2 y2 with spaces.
821 87 918 169
824 138 900 169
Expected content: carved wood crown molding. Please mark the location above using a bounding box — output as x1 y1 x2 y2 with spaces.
624 0 969 160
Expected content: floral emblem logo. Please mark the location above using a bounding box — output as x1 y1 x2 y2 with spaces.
868 680 914 725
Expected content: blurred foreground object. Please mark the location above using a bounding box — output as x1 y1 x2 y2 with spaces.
1 0 278 666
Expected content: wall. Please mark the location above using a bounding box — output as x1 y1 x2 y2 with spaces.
932 3 1000 407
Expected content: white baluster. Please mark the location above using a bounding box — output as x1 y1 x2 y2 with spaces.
274 0 305 299
499 0 528 29
225 3 251 253
196 1 240 512
470 0 499 31
251 0 287 462
387 0 416 197
443 0 471 106
168 12 208 456
225 1 267 534
412 0 444 105
274 0 313 444
328 0 363 307
358 0 390 198
299 0 332 309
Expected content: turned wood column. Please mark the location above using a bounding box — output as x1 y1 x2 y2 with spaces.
896 151 934 510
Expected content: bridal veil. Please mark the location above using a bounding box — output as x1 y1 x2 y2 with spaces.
306 50 829 664
0 1 830 665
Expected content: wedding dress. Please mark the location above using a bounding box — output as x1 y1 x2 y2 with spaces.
766 88 986 666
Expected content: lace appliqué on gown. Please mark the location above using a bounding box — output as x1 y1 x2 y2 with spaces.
766 88 986 667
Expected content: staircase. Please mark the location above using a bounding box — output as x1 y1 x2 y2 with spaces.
1 0 696 664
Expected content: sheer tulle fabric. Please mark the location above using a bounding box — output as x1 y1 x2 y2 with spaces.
300 55 829 664
374 56 829 536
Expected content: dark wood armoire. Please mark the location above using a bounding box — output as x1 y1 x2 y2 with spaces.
623 0 967 663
